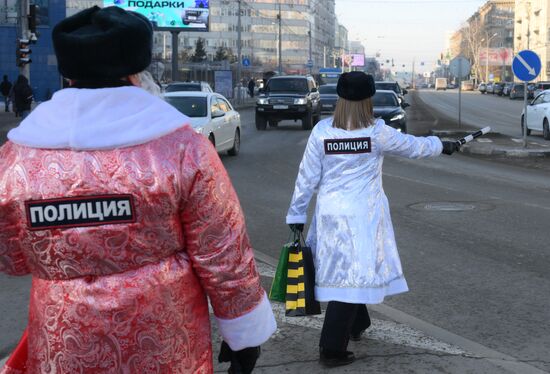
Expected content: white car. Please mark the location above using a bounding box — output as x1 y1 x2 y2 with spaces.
164 92 241 155
521 90 550 140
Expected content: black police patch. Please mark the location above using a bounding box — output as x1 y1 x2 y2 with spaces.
324 137 372 155
25 194 136 231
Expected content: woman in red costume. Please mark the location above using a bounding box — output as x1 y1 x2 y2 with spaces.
0 6 276 373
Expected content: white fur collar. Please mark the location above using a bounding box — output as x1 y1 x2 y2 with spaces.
8 86 189 150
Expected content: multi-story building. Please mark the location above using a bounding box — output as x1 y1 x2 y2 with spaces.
166 0 336 77
447 0 514 82
515 0 550 81
334 23 349 68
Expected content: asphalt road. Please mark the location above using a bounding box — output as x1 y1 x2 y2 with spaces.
2 104 550 372
416 89 550 143
223 108 550 372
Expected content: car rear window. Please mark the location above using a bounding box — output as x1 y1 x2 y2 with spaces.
372 92 398 107
165 83 202 92
319 85 337 94
165 96 207 117
375 83 399 93
267 78 308 93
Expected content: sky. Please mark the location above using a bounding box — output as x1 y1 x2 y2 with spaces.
335 0 487 72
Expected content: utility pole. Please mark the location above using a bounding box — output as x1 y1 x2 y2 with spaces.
277 2 282 75
171 31 179 81
237 0 242 90
19 0 30 80
308 23 312 75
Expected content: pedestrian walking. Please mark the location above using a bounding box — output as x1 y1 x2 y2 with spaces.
12 75 33 118
0 6 275 373
1 75 12 112
248 78 255 98
286 71 459 368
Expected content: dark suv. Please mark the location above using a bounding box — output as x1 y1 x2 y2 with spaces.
375 81 408 105
256 75 321 130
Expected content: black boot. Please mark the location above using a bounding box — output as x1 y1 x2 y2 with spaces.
319 348 355 367
350 329 366 342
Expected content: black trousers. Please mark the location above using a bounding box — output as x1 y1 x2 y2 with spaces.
319 301 371 352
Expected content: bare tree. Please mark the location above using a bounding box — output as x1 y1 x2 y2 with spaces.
460 17 486 81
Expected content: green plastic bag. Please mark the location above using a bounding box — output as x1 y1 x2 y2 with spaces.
269 242 292 302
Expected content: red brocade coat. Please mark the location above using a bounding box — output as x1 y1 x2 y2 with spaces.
0 87 276 373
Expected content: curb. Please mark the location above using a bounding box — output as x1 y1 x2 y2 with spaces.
431 129 550 158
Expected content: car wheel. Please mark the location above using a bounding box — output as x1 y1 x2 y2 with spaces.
313 111 321 126
544 119 550 140
521 115 531 136
302 111 313 130
255 113 267 130
400 124 407 134
268 120 279 128
227 129 240 156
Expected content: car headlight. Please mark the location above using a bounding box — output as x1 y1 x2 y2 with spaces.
398 97 403 104
294 98 307 105
257 98 269 105
194 127 203 134
390 113 405 121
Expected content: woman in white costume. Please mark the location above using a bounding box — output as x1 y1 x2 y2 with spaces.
286 72 459 367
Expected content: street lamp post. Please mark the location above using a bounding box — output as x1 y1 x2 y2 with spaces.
482 32 498 82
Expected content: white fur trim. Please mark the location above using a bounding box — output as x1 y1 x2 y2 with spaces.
215 292 277 351
315 277 409 304
8 86 190 150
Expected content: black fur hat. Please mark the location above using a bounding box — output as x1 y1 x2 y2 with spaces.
52 6 153 80
337 72 376 101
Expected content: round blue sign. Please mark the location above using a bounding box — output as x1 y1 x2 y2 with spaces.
242 58 250 67
512 50 542 82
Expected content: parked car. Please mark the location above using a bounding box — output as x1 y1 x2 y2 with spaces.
486 82 494 94
533 82 550 98
502 83 514 96
494 82 504 96
182 6 208 27
319 84 338 113
375 81 408 104
164 92 241 155
435 78 447 91
165 81 213 93
521 90 550 140
255 75 321 130
478 82 487 94
372 90 409 133
509 83 525 100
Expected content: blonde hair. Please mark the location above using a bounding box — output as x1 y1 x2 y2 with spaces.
332 98 375 130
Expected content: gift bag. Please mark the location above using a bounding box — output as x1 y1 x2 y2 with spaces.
285 238 321 317
269 242 291 302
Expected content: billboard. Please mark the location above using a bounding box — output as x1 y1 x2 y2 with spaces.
479 48 513 66
342 54 365 67
105 0 209 31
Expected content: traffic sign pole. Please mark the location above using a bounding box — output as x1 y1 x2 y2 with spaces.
512 50 542 148
458 63 462 128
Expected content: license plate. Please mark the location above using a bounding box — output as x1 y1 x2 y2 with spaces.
322 104 332 108
273 105 288 109
188 16 197 20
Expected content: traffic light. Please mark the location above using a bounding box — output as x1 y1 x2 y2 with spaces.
16 39 32 67
28 4 37 34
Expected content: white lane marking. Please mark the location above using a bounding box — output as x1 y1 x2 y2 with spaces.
258 261 466 355
476 138 493 143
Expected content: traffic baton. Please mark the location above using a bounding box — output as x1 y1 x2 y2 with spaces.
455 126 491 146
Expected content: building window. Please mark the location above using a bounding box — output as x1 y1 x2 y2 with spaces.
0 0 18 25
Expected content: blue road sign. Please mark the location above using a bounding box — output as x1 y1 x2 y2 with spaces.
306 60 314 68
512 50 541 82
242 58 250 67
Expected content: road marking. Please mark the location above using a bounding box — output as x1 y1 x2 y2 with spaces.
255 251 550 374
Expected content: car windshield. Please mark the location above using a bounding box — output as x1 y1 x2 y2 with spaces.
372 92 398 107
375 83 399 93
165 96 207 117
267 78 308 93
165 83 202 92
319 85 337 94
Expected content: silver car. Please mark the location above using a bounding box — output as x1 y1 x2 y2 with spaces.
164 92 241 155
